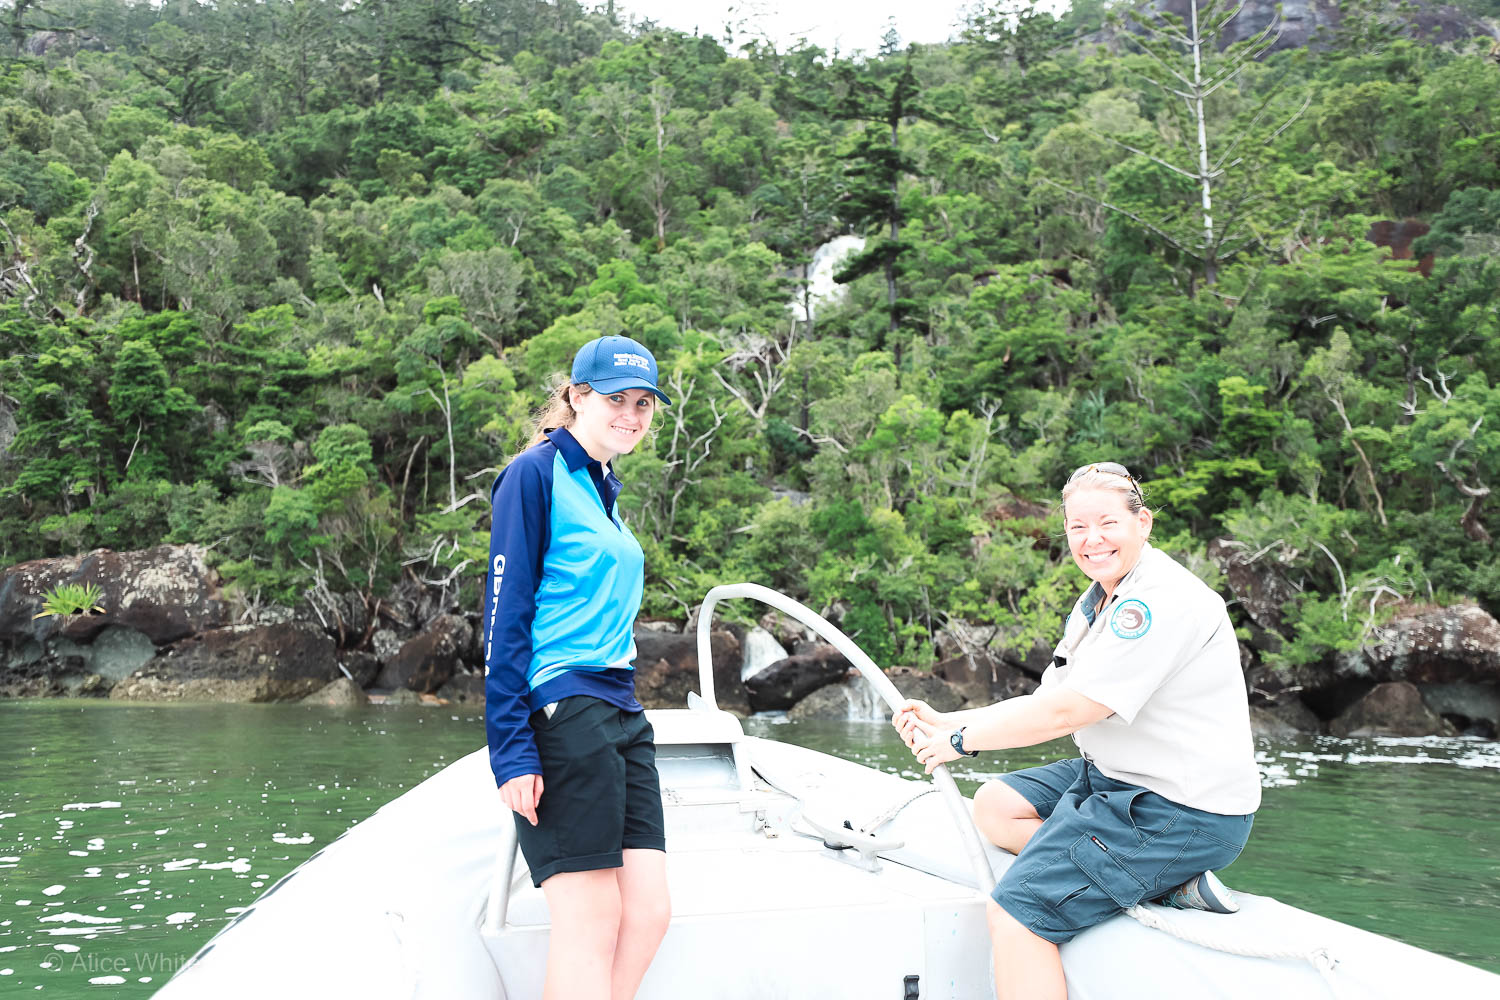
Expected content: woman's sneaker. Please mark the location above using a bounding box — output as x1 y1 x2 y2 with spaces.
1156 870 1239 913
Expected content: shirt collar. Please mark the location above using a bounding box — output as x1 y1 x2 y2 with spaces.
546 427 600 474
1112 542 1154 597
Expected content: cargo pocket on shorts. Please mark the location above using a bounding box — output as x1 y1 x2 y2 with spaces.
1068 832 1150 909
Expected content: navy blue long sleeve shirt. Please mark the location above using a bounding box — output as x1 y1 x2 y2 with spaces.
481 428 645 787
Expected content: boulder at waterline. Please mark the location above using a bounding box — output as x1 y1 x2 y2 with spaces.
373 614 469 693
633 627 745 714
0 544 228 647
744 643 851 712
1249 700 1323 739
930 652 1038 705
0 647 89 698
436 670 485 705
1357 604 1500 685
1419 681 1500 738
301 677 369 707
1329 681 1458 738
337 650 382 688
886 666 967 714
110 622 337 702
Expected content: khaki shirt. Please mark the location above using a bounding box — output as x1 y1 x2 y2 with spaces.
1041 544 1261 815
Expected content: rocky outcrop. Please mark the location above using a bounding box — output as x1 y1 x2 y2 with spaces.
1329 681 1457 738
1358 604 1500 684
110 622 337 702
633 627 746 714
1148 0 1497 53
301 677 369 707
1249 699 1322 738
372 614 470 693
1208 538 1295 652
886 666 968 714
744 644 851 712
337 650 382 689
436 669 485 705
0 545 229 647
931 651 1038 705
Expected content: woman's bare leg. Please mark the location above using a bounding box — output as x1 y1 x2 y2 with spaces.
610 849 670 1000
541 868 622 1000
974 781 1044 854
987 899 1066 1000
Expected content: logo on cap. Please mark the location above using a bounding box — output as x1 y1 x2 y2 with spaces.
614 353 650 369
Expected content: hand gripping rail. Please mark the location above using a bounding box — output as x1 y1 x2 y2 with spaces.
697 582 998 895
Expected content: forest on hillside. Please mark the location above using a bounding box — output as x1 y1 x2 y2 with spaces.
0 0 1497 670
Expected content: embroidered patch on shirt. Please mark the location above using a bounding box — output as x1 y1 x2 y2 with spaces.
1110 599 1152 639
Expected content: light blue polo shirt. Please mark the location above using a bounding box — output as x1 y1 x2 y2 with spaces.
481 428 644 787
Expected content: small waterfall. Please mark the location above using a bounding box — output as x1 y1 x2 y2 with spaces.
843 675 891 721
788 235 866 323
741 626 790 683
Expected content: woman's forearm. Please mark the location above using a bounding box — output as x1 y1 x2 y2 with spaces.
960 689 1113 751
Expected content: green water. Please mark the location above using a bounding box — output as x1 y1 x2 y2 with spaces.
0 702 1497 998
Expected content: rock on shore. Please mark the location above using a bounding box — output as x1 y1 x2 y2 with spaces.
110 622 338 702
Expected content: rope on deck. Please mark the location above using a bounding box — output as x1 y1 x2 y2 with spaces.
1125 904 1350 999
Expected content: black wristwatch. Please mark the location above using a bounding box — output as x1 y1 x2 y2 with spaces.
950 727 979 758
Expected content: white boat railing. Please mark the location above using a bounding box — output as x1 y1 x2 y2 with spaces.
695 582 998 896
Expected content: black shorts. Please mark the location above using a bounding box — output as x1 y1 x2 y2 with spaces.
517 695 666 887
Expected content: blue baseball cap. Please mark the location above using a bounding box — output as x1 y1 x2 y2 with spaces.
571 335 672 405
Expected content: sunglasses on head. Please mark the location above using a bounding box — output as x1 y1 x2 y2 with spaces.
1069 462 1144 506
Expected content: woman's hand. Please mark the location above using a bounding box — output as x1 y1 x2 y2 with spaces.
499 773 545 826
911 726 962 774
891 698 952 748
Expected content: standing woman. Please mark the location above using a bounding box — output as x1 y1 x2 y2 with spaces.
482 335 672 1000
894 463 1261 1000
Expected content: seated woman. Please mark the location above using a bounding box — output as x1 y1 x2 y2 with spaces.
894 463 1261 1000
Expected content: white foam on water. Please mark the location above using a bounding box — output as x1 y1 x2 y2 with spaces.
160 859 199 871
52 945 79 953
163 912 195 924
85 839 103 851
61 802 121 812
38 913 119 925
82 868 102 878
41 886 64 897
197 859 251 873
271 832 314 845
88 975 125 985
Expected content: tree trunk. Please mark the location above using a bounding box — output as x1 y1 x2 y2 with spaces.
1190 1 1217 286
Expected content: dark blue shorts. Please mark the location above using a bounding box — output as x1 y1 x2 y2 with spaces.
991 757 1253 943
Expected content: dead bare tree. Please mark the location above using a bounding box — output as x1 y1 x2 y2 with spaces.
1042 0 1309 287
